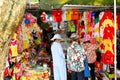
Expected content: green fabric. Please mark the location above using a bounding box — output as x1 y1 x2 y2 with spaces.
95 17 99 24
70 24 76 32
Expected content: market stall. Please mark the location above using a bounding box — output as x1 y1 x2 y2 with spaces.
4 13 52 80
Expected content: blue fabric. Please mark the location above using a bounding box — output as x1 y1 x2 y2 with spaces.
84 57 91 77
71 71 84 80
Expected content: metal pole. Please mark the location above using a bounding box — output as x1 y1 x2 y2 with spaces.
114 0 117 80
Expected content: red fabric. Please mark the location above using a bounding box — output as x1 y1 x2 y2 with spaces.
94 61 103 71
4 67 9 77
9 48 12 56
103 24 114 41
15 63 23 80
117 13 120 30
99 11 113 27
100 44 105 49
81 32 85 37
101 50 114 64
72 9 79 20
52 9 62 23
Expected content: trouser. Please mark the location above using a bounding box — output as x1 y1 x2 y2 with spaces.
71 71 84 80
84 63 95 80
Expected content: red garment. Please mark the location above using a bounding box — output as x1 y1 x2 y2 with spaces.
100 44 105 49
103 24 114 41
99 11 113 27
52 9 62 23
15 63 23 80
94 61 103 71
101 50 114 64
4 67 9 77
117 13 120 30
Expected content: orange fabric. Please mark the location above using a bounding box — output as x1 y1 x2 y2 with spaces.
72 10 79 20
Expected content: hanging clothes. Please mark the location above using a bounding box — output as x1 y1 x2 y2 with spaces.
52 9 63 23
66 9 73 21
71 9 80 20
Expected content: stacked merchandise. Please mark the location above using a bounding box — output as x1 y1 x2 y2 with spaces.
4 13 51 80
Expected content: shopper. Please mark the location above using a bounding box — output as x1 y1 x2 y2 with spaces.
67 33 86 80
83 34 99 80
50 34 67 80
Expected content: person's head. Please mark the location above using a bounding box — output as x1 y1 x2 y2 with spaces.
51 34 63 43
83 34 91 43
70 33 79 42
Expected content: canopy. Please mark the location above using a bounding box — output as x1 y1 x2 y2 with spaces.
28 0 120 11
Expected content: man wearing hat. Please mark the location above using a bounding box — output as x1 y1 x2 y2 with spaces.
67 33 86 80
51 34 67 80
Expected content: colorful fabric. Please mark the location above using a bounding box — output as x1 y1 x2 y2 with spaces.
67 42 86 72
103 25 114 41
10 44 18 57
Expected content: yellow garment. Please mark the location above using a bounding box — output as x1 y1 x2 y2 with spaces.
87 26 92 33
103 39 114 54
95 37 100 42
25 27 31 39
10 45 18 57
66 10 73 21
13 33 17 40
23 40 29 49
102 19 114 27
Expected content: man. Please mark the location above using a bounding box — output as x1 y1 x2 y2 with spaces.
51 34 67 80
67 33 86 80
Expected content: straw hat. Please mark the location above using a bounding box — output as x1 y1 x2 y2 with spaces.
70 33 79 39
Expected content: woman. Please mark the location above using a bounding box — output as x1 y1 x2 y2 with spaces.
83 34 99 80
51 34 67 80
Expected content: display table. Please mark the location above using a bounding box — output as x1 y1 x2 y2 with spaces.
20 67 51 80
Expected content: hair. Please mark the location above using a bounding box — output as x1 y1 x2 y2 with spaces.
83 40 90 43
71 38 78 41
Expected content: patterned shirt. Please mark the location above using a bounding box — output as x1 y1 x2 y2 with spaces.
67 41 86 72
83 42 99 63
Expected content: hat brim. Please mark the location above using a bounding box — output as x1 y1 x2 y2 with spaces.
50 37 63 41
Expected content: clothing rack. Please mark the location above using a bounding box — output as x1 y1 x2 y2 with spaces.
62 4 114 11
